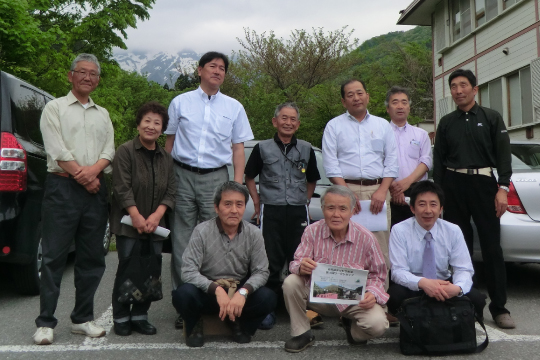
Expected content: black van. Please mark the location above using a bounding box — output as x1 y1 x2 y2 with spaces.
0 71 110 295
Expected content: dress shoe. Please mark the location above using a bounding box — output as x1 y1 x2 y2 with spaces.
494 313 516 329
342 318 368 346
33 327 54 345
71 321 106 338
284 330 315 353
185 319 204 347
230 321 252 344
131 320 157 335
113 321 132 336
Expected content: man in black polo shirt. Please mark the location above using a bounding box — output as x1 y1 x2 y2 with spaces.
433 69 514 329
245 102 320 329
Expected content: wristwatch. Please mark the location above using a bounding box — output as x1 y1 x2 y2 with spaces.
458 287 464 297
238 288 249 298
499 185 510 192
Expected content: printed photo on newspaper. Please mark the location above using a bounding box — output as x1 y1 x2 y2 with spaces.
309 263 369 305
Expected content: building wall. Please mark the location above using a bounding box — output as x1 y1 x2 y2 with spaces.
477 30 537 83
475 1 536 53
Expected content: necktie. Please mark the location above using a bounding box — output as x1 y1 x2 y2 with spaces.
422 232 437 279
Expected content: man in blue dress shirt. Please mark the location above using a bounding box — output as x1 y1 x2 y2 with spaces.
387 181 486 318
165 51 254 328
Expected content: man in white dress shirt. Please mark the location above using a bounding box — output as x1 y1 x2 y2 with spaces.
165 51 254 328
387 181 486 318
322 79 398 286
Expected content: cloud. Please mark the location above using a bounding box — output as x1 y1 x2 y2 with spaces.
119 0 416 55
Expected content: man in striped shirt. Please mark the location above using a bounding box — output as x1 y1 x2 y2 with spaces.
282 185 389 353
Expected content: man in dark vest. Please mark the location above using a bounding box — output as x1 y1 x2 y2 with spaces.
245 102 321 329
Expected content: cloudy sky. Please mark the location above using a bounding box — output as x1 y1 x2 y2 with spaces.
115 0 416 56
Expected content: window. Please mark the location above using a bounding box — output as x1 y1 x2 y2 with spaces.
475 0 498 26
479 78 503 119
479 66 533 128
10 86 46 146
452 0 472 42
507 67 533 127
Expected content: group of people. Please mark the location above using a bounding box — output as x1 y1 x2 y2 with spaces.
33 51 515 353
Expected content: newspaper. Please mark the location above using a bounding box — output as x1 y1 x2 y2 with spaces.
309 263 368 305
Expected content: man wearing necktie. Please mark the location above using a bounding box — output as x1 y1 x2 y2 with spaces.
386 181 486 317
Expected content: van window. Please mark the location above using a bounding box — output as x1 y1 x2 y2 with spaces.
11 85 46 146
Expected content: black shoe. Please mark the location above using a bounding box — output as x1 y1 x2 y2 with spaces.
131 320 157 335
175 315 184 329
185 320 204 348
230 321 252 344
113 321 132 336
284 330 315 353
342 318 367 346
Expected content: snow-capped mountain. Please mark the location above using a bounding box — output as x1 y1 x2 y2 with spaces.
113 49 200 86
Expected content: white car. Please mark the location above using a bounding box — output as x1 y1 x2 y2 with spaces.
473 141 540 263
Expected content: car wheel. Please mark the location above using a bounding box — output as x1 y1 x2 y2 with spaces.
11 224 42 295
103 220 111 255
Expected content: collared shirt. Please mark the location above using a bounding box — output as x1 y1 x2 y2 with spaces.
244 133 321 183
389 217 474 293
110 136 176 239
165 87 253 168
290 219 389 311
390 121 432 182
322 111 398 180
433 102 512 186
181 218 269 294
40 91 115 173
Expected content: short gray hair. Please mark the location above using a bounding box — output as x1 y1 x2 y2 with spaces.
384 86 411 107
274 102 300 119
70 53 101 74
213 181 250 206
321 185 356 210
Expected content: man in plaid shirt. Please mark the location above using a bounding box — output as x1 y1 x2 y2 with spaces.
282 185 389 352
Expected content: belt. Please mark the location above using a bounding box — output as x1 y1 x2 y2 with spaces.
447 167 492 177
344 178 383 186
174 159 226 175
51 172 103 179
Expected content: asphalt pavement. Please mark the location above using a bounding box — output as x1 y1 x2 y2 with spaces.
1 253 540 360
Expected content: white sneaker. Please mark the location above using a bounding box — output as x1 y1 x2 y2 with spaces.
71 321 106 338
33 327 53 345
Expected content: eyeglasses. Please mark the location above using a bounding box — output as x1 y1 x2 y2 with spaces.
72 70 100 80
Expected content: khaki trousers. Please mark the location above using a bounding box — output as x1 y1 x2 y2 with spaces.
283 274 389 340
346 183 391 289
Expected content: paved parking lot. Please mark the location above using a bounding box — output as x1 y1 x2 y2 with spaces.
1 253 540 360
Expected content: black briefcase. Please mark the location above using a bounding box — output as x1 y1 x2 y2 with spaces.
395 295 488 356
114 237 163 304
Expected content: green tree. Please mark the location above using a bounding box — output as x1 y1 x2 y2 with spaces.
91 70 178 147
234 27 358 102
0 0 155 97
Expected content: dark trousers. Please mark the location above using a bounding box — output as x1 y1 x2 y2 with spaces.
261 204 308 292
112 236 163 323
172 283 277 336
442 171 508 317
387 282 487 319
36 174 108 328
390 188 414 228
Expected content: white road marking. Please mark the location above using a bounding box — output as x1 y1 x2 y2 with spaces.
4 307 537 353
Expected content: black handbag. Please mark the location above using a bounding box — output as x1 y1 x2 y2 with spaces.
395 295 488 356
115 236 163 304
